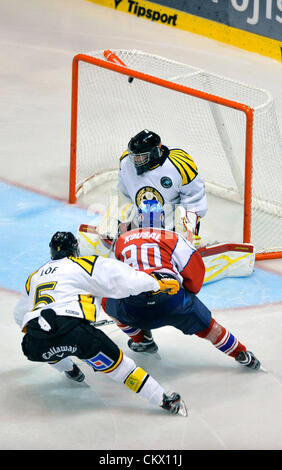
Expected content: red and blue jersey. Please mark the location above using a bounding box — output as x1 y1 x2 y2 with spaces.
114 228 205 294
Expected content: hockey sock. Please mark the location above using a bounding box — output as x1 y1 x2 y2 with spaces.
48 357 74 373
124 367 164 405
102 302 146 343
105 354 164 406
110 317 146 343
196 318 246 358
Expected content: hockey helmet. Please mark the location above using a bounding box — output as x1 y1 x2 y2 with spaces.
128 129 161 175
138 200 165 229
49 231 79 260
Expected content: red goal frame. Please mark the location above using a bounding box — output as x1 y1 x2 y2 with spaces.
69 53 281 261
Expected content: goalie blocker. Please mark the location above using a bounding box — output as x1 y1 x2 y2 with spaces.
77 224 255 284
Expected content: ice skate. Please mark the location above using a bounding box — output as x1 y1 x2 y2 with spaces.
65 363 85 382
235 350 260 370
128 330 158 354
161 392 188 417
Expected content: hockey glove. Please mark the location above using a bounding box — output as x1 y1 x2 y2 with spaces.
150 272 180 295
175 207 201 248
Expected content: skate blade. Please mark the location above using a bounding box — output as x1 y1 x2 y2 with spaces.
178 400 188 417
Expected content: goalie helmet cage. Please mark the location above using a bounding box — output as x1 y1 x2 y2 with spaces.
69 49 282 261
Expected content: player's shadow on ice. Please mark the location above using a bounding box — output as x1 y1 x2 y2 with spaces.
0 366 111 417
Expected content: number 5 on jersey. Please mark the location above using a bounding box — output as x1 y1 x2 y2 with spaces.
33 282 57 310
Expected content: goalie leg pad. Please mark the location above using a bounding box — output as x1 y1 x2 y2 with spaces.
199 243 255 284
77 229 112 257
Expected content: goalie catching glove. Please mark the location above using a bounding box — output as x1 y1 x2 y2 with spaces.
150 272 180 295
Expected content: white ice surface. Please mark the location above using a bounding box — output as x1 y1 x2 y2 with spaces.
0 0 282 450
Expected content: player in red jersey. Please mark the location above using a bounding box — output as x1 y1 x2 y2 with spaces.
102 200 261 370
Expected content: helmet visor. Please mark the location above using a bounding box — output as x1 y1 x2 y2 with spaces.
129 151 151 169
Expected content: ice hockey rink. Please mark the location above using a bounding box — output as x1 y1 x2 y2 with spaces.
1 0 282 451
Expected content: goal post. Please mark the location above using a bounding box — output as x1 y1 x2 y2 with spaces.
69 49 282 260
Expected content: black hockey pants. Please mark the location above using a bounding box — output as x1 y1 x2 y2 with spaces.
21 309 121 368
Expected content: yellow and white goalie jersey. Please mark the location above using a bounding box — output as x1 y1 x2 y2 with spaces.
14 255 160 331
118 147 208 219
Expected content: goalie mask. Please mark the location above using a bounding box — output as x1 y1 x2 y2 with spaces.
49 231 79 260
128 129 161 175
138 200 165 229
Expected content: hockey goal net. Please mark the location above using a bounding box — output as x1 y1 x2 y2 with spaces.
69 49 282 260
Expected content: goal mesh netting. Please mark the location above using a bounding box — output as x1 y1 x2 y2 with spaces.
70 49 282 258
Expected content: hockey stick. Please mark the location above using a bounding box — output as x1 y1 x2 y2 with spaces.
91 319 114 327
104 50 134 83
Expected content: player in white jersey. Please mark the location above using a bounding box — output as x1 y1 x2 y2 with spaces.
77 129 208 257
118 129 207 243
13 231 187 416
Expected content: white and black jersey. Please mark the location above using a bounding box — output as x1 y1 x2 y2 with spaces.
118 146 208 220
14 255 160 330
